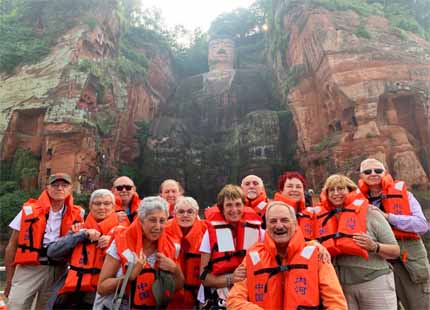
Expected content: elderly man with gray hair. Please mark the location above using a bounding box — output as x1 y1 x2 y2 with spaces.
46 189 121 309
227 201 347 309
241 175 269 220
98 196 184 309
358 158 430 310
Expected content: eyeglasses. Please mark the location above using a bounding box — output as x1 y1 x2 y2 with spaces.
328 186 348 194
115 185 133 191
362 168 384 175
176 209 196 216
92 201 113 207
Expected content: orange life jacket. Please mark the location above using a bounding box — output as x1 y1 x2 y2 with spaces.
114 192 140 224
273 192 315 241
314 190 369 259
60 211 120 294
165 218 207 309
14 191 84 265
202 207 262 278
245 228 321 309
116 219 178 309
245 192 268 219
358 174 420 240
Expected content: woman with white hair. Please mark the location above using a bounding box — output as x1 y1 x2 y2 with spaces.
47 189 120 309
164 196 207 309
97 196 184 310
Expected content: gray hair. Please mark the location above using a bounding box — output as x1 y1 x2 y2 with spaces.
138 196 169 220
265 201 297 224
174 196 199 212
89 189 115 206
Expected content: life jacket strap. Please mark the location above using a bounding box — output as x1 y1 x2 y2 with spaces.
254 263 308 293
319 208 355 227
200 249 246 280
316 232 354 243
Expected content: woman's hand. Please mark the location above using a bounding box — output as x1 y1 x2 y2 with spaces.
157 253 178 273
232 263 246 283
129 250 147 281
353 233 377 251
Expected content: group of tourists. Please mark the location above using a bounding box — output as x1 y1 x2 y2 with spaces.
3 157 430 310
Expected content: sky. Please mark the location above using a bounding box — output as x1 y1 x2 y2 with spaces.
141 0 256 32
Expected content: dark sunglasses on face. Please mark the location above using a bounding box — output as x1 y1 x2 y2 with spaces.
362 168 384 175
115 185 133 191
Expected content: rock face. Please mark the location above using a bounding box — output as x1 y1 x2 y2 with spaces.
0 2 176 190
143 37 290 205
271 1 430 189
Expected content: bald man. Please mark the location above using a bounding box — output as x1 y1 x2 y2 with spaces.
159 179 184 217
358 158 430 310
112 176 140 223
241 175 268 220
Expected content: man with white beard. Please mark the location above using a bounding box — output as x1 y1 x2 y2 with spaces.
241 175 269 222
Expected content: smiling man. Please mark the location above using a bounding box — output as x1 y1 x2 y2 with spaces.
112 176 140 223
159 179 184 217
358 158 430 310
227 201 347 310
241 175 268 219
5 173 84 310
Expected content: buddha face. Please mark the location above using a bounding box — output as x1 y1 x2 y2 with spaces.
208 38 235 71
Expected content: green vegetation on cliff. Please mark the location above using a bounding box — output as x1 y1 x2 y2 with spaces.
312 0 430 39
0 148 40 233
0 0 109 73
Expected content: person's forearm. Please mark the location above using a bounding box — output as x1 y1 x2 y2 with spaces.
202 272 232 288
387 214 428 234
5 246 16 289
387 192 429 234
174 265 184 290
5 230 19 294
98 276 124 295
47 231 87 261
375 243 399 260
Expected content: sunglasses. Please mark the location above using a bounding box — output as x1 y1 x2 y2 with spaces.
115 185 133 191
362 168 384 175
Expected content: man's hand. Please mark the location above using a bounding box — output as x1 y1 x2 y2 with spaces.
97 235 111 249
232 263 246 283
370 205 389 219
85 229 101 242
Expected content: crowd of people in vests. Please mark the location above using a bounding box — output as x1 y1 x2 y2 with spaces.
3 157 430 310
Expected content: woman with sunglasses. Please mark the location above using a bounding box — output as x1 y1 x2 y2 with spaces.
358 158 430 310
164 196 207 309
314 174 399 310
46 189 120 309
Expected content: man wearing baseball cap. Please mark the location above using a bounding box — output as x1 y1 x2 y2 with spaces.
4 173 84 310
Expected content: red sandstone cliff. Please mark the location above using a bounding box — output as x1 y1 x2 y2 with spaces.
271 1 430 189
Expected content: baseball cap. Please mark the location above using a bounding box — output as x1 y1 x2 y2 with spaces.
48 173 72 185
152 270 176 307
